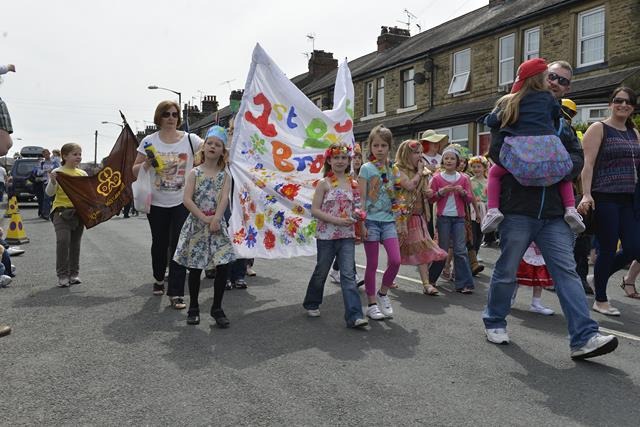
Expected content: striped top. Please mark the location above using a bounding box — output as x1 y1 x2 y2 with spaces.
591 122 640 194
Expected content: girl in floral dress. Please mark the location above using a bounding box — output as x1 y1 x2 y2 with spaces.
174 126 236 327
395 140 447 295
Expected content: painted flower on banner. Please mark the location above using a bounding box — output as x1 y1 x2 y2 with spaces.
273 211 285 229
255 213 265 230
285 216 302 237
264 229 276 250
233 228 246 245
292 204 305 215
245 226 258 248
277 183 301 201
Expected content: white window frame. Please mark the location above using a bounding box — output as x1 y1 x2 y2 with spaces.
436 124 469 148
499 34 515 86
448 49 471 95
523 27 540 61
576 103 608 125
577 6 605 67
376 77 385 113
401 68 415 108
364 81 374 116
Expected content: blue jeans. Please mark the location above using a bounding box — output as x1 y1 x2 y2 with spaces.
593 198 640 302
431 216 474 289
303 239 364 327
230 258 248 282
42 193 53 218
482 214 599 350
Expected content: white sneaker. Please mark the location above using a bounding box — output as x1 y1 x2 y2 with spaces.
376 293 393 318
328 268 340 284
481 208 504 233
69 276 82 285
0 274 12 287
57 278 70 288
366 304 385 320
352 318 369 328
564 207 586 234
307 309 321 317
529 304 554 316
11 264 16 275
7 247 25 256
485 328 510 344
571 333 618 359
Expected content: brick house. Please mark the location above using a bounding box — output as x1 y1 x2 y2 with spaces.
297 0 640 155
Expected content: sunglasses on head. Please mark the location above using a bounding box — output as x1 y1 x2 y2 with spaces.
161 111 180 118
548 72 570 87
612 97 635 106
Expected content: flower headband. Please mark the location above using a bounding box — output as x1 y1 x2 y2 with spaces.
468 156 488 167
324 145 352 159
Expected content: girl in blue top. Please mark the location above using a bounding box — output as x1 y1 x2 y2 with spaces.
358 125 401 321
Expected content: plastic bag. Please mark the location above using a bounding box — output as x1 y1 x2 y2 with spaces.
132 166 153 214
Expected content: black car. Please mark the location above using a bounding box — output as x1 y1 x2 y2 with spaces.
10 158 40 202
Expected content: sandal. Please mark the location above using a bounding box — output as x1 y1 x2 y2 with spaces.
422 284 440 296
169 297 186 310
620 279 640 299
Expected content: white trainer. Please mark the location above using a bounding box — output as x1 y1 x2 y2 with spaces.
366 304 385 320
571 333 618 360
564 207 586 234
529 304 554 316
352 318 369 328
328 268 340 284
57 278 70 288
376 293 393 318
0 274 12 288
485 328 510 344
69 276 82 285
481 208 504 233
307 309 321 317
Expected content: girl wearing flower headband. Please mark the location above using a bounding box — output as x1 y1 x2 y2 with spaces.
482 58 584 235
395 140 447 295
468 156 488 261
358 125 402 320
302 142 368 328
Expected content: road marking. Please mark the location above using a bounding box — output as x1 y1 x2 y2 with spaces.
356 264 640 341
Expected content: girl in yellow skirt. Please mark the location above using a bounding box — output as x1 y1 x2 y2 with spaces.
395 140 448 295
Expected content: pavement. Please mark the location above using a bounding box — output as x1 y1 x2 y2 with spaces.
2 205 640 426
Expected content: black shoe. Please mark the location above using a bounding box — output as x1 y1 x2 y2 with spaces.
582 281 594 295
124 215 130 218
234 279 247 289
211 308 230 328
356 279 365 287
204 269 216 279
186 311 200 325
225 280 233 290
152 282 165 296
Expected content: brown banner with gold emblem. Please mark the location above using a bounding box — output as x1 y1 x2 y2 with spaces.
56 121 139 229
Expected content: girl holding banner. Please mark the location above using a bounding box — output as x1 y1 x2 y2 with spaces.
132 101 203 309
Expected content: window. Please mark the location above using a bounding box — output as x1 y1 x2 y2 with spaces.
499 34 515 86
365 81 374 116
401 68 415 107
448 49 471 94
477 122 491 155
576 104 608 125
312 97 323 109
376 77 385 113
577 6 605 67
436 124 469 148
523 27 540 60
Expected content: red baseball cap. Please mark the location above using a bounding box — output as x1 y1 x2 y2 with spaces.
511 58 548 94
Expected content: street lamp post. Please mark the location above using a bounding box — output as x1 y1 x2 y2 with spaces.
101 121 124 129
148 85 183 128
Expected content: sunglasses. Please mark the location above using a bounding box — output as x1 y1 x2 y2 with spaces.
612 97 635 106
548 72 571 87
161 111 180 118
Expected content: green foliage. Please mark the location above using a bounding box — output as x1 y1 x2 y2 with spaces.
573 122 589 133
633 114 640 129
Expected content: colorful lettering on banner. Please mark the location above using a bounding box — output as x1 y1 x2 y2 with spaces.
286 106 298 129
304 118 331 149
271 140 295 172
334 119 353 133
273 103 287 120
245 93 277 137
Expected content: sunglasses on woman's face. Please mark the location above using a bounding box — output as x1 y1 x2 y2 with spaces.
161 111 180 118
548 72 571 87
612 97 635 106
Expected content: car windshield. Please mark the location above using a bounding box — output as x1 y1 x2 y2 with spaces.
14 161 39 176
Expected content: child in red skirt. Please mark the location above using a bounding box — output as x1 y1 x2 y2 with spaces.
512 242 555 315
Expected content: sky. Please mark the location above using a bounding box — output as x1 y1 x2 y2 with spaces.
0 0 487 161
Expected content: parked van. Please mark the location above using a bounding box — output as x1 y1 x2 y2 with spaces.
10 158 40 201
19 146 45 158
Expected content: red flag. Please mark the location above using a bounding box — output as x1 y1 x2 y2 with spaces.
56 122 139 229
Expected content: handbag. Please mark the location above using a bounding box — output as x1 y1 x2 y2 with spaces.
132 166 154 214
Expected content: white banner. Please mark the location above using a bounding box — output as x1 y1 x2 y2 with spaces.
229 44 355 258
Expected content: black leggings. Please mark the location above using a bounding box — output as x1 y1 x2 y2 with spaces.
188 263 230 314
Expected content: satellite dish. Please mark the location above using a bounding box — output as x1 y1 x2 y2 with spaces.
414 72 426 85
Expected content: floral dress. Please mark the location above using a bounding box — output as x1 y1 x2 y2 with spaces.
315 186 357 240
173 168 236 269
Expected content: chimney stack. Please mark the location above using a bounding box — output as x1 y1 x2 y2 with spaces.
201 95 218 115
377 26 410 53
308 50 338 79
